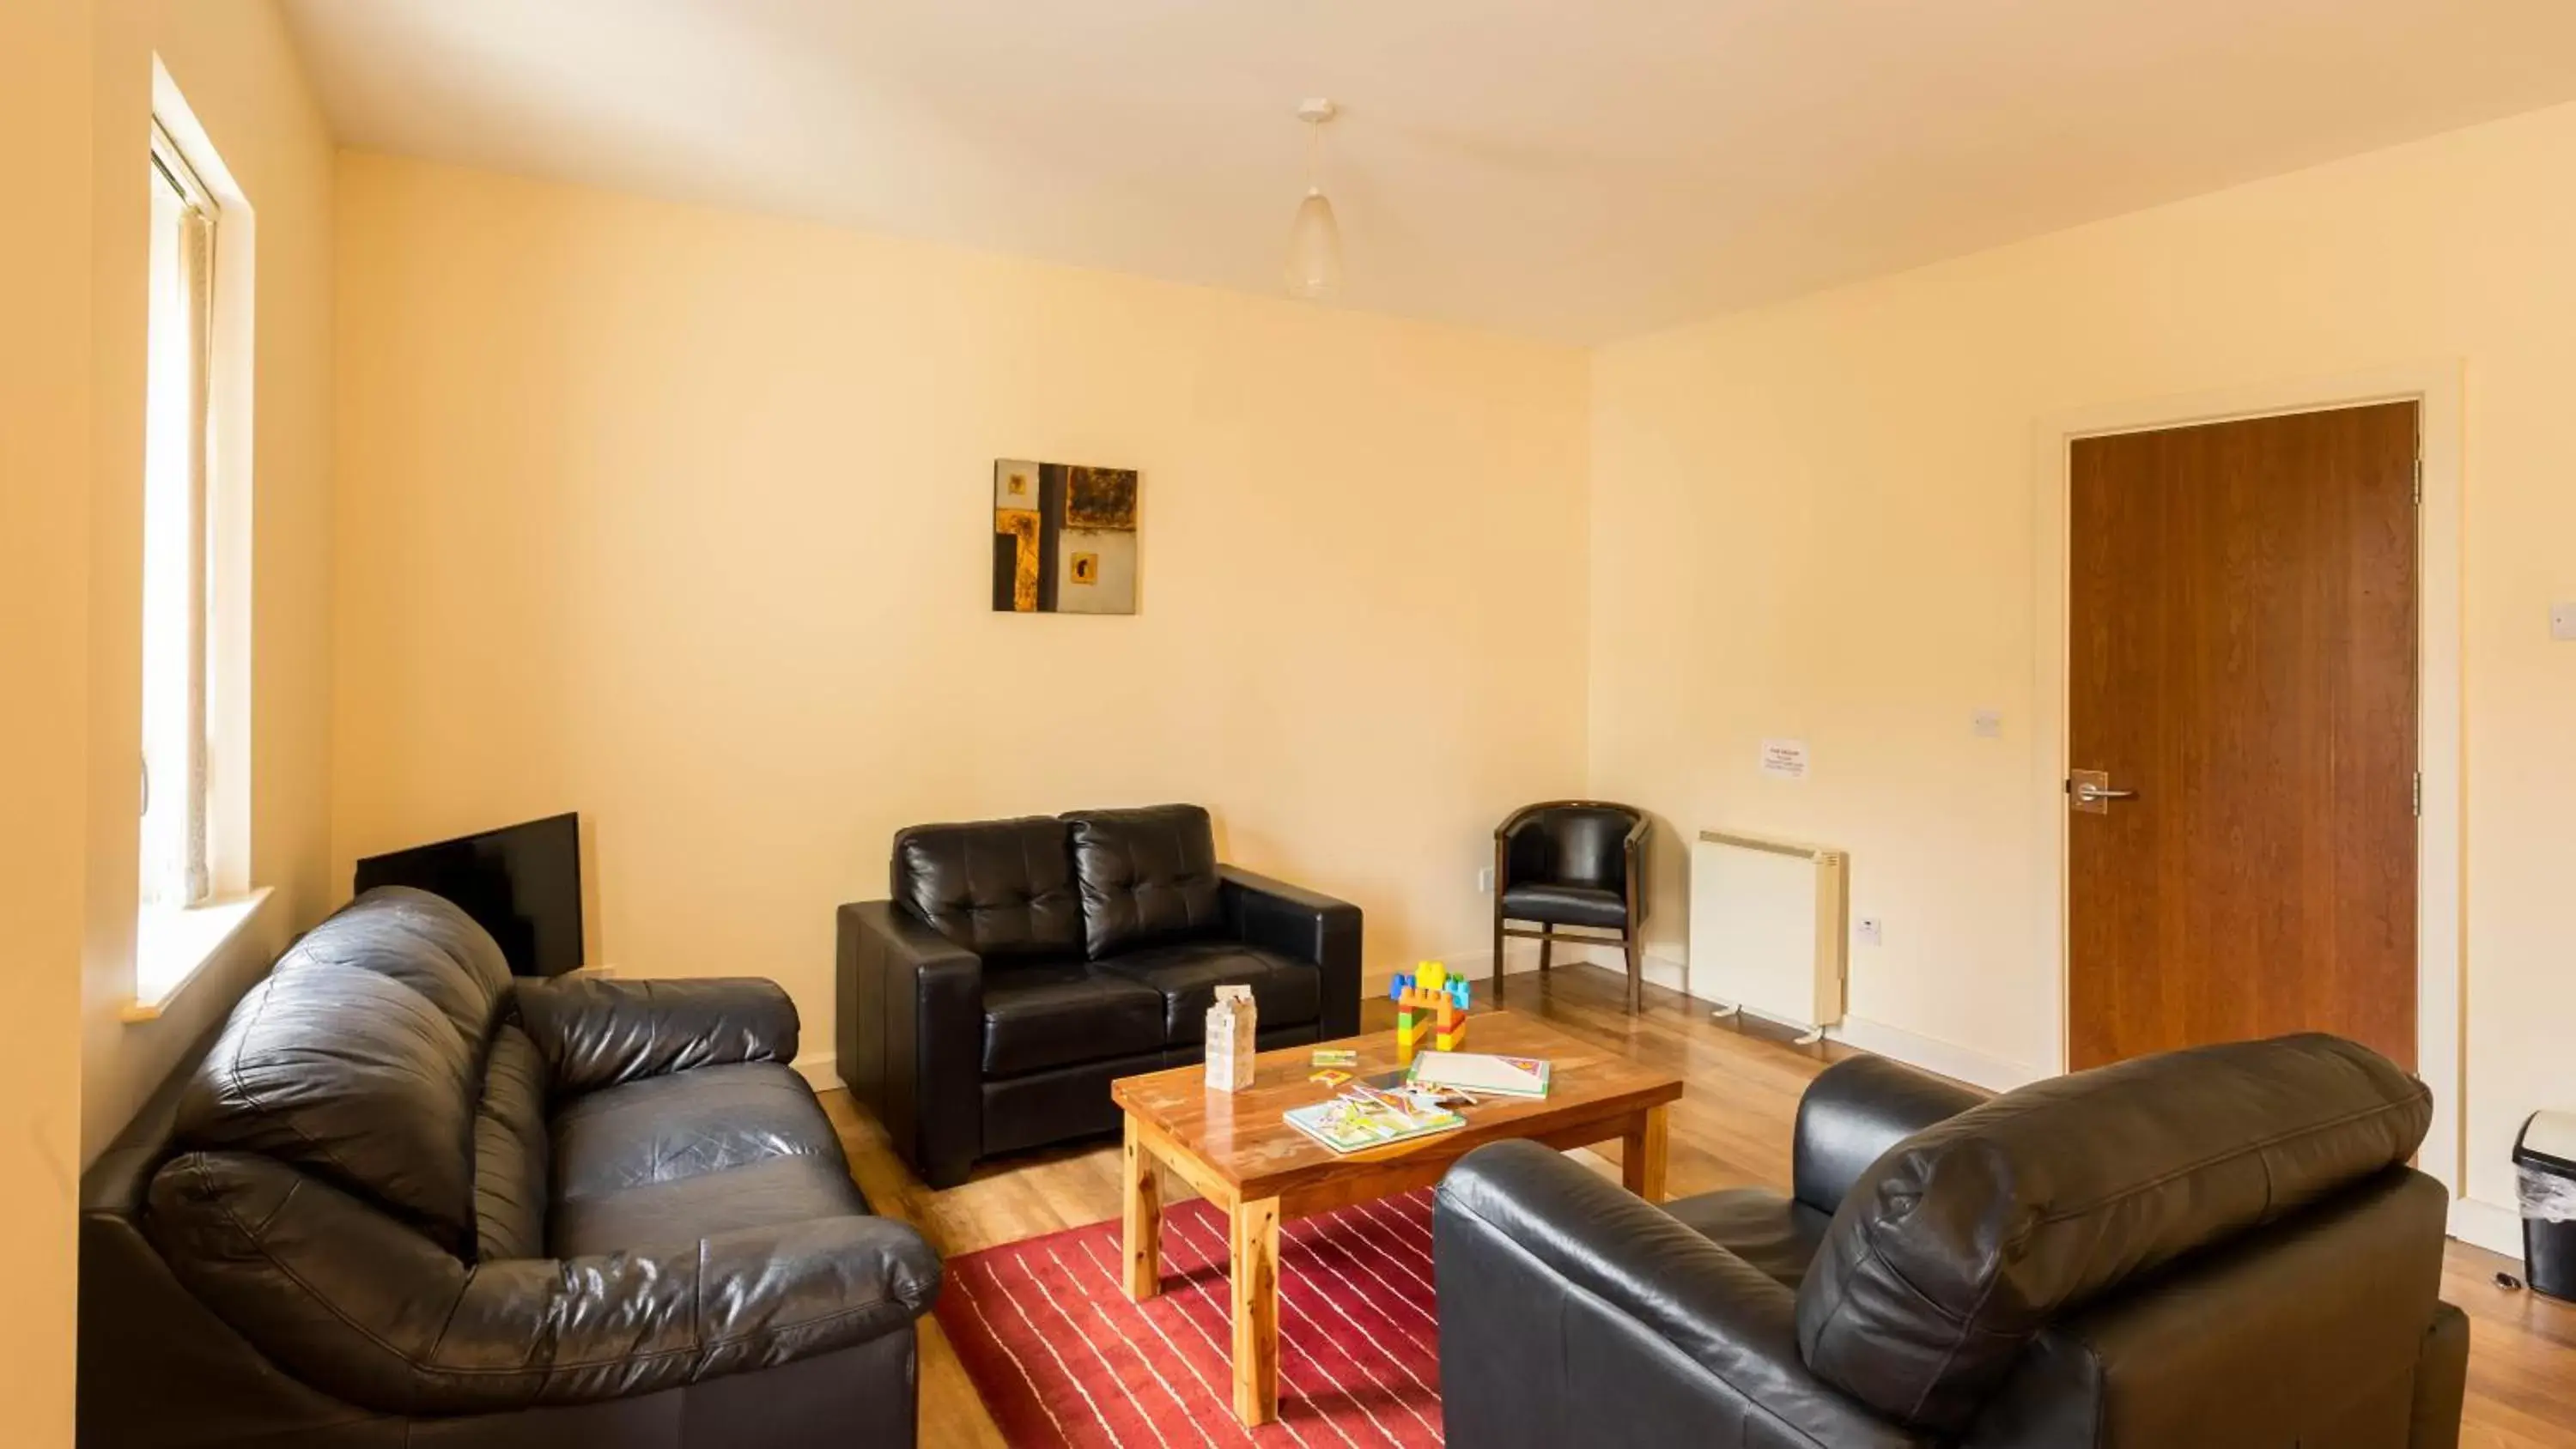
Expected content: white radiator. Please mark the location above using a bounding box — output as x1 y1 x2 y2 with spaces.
1686 828 1849 1042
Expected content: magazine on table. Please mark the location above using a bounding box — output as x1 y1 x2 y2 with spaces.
1403 1050 1552 1098
1283 1091 1465 1154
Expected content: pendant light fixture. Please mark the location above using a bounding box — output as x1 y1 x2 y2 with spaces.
1284 98 1343 303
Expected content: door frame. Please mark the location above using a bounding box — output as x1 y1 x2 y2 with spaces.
2029 361 2464 1203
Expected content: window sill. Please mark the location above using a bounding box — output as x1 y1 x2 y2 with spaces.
124 887 272 1024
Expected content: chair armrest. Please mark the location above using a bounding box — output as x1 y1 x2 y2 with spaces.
1436 1142 1924 1449
835 901 984 1187
1219 865 1363 1038
148 1150 941 1416
1791 1055 1989 1214
513 975 799 1095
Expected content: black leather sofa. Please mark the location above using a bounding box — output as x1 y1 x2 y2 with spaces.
1436 1036 2469 1448
837 803 1361 1188
80 887 941 1448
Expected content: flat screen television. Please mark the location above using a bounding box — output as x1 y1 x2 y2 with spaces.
353 812 584 977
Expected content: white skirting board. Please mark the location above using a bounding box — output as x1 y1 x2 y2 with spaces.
793 1053 840 1093
2447 1195 2527 1260
1822 1016 2047 1094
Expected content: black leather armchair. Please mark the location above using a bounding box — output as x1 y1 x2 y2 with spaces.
80 888 939 1448
1492 799 1649 1011
839 803 1362 1189
1435 1038 2469 1448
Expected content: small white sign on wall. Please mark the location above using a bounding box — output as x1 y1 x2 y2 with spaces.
1759 738 1809 779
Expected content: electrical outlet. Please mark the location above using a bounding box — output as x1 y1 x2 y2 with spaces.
1972 709 2003 738
1856 917 1883 947
2553 603 2576 641
1477 865 1495 894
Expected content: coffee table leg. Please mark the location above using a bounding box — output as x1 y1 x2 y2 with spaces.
1230 1196 1281 1426
1122 1117 1162 1300
1623 1103 1670 1203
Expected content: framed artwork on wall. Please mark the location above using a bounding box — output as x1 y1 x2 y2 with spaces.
993 459 1138 614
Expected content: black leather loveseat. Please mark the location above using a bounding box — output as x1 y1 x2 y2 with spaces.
1436 1036 2468 1448
837 803 1361 1188
80 887 941 1448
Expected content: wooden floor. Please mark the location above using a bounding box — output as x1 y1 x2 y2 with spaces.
823 961 2576 1448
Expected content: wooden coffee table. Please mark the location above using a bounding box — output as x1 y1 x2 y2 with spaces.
1110 1009 1684 1426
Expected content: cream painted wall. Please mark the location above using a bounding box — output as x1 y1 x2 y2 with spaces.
1590 99 2576 1217
330 154 1591 1054
79 0 337 1162
0 2 99 1436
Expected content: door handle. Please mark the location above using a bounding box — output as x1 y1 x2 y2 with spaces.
2068 769 2136 814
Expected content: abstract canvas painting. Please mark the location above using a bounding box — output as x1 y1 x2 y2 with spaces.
993 459 1138 614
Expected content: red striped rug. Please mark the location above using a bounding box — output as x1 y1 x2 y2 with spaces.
935 1189 1444 1446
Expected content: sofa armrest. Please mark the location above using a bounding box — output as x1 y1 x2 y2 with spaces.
513 975 799 1096
1436 1141 1924 1449
148 1149 941 1417
1790 1055 1988 1215
836 901 985 1188
1219 865 1363 1038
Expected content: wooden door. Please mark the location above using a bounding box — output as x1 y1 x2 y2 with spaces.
2067 402 2418 1070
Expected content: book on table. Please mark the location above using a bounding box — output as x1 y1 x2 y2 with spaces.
1282 1094 1465 1154
1404 1050 1552 1098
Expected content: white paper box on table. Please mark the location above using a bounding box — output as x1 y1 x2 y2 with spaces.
1205 983 1257 1092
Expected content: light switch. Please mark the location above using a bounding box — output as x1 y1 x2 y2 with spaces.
2554 603 2576 642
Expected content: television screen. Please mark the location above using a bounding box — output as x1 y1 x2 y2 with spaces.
353 813 583 976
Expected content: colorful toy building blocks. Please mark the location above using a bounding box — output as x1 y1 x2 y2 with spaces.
1388 960 1472 1061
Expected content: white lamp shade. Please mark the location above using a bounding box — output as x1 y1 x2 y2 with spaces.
1284 188 1343 302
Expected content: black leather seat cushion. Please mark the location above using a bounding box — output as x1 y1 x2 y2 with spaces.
1663 1186 1831 1291
1097 939 1321 1041
981 961 1168 1077
548 1062 862 1257
893 815 1084 961
1499 881 1627 929
552 1154 871 1258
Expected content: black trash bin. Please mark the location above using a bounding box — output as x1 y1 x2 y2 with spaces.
2514 1110 2576 1301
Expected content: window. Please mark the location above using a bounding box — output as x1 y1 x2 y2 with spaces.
139 120 216 913
131 100 263 1017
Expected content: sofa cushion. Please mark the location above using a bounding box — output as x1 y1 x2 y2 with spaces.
981 961 1168 1077
472 1024 550 1261
1794 1034 2433 1435
175 906 488 1255
1499 881 1627 929
552 1154 869 1258
551 1061 844 1197
1663 1186 1830 1291
549 1060 862 1255
1063 804 1224 958
893 815 1084 961
1096 938 1321 1042
299 886 514 1045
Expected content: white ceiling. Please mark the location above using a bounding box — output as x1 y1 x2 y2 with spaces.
281 0 2576 343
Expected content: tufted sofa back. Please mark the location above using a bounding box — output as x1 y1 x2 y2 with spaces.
1061 804 1224 957
891 803 1226 962
890 815 1086 960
